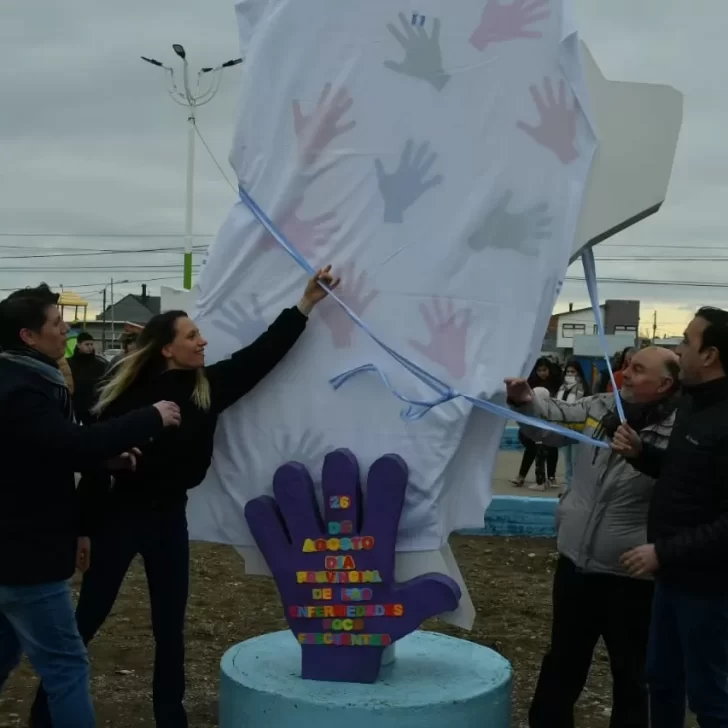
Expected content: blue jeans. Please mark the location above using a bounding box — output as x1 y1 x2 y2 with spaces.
0 581 94 728
32 504 189 728
647 580 728 728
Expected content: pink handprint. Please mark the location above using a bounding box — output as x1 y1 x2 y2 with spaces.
409 298 472 380
292 84 357 165
516 77 580 164
260 196 340 261
470 0 550 51
320 264 378 349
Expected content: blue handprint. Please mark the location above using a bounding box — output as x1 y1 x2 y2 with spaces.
245 449 461 683
211 295 268 350
375 140 444 224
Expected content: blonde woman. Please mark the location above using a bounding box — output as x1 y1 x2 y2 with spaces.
31 267 339 728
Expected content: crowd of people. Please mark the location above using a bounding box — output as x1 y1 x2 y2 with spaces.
506 311 728 728
511 356 591 493
0 267 338 728
0 273 726 728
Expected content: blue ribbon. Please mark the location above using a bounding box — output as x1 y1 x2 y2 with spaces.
238 185 611 449
581 247 626 423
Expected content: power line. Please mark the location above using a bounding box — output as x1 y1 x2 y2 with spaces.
0 233 216 239
194 123 238 192
0 275 192 293
2 264 204 272
0 246 207 261
565 276 728 289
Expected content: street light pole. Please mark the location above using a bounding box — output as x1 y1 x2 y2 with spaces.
142 47 243 290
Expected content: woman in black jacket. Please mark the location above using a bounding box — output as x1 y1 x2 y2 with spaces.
511 357 561 488
31 266 339 728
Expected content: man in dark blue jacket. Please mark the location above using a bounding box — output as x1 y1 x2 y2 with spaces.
613 306 728 728
0 284 181 728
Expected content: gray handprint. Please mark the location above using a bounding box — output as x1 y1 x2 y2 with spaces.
211 295 268 349
375 140 444 224
384 13 450 91
275 430 329 472
467 190 552 256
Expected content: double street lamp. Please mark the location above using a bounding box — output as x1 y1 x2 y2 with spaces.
142 45 243 289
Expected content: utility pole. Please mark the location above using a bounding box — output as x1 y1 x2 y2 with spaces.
101 287 107 351
110 278 115 348
142 46 243 290
653 310 657 342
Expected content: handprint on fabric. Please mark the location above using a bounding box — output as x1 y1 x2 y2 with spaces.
517 77 580 164
470 0 550 52
468 190 552 256
210 294 268 350
260 195 340 262
275 430 330 477
245 449 461 682
375 140 443 224
292 84 357 166
384 13 450 91
320 264 378 349
409 298 473 380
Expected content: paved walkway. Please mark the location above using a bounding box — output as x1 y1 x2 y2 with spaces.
492 450 566 498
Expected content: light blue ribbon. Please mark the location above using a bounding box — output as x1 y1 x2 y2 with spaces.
581 247 626 423
238 185 611 449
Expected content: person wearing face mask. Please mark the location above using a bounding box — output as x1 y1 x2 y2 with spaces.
505 346 681 728
29 266 340 728
556 360 590 493
511 358 560 488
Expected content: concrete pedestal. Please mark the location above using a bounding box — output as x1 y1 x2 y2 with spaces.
220 630 511 728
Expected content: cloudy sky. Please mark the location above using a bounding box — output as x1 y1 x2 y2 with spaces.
1 0 724 336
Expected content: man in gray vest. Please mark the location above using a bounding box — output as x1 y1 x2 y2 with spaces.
506 346 680 728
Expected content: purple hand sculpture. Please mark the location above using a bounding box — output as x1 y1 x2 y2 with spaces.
517 77 580 164
292 84 357 165
470 0 550 51
245 449 461 683
320 264 378 349
261 196 340 261
409 297 472 380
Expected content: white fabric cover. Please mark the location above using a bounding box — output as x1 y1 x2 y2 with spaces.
186 0 596 627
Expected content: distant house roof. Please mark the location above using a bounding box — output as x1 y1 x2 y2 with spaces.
96 294 161 326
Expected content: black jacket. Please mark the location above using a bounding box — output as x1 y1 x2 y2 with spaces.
67 350 108 424
78 306 307 529
631 377 728 593
0 357 163 585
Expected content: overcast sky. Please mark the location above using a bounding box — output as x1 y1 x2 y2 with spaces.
1 0 724 336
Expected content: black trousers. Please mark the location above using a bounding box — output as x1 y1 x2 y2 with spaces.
518 432 558 483
30 504 190 728
535 446 558 483
529 557 654 728
518 432 539 478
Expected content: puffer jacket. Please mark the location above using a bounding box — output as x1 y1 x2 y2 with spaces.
513 393 675 577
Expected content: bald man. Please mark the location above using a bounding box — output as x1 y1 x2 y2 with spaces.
505 346 681 728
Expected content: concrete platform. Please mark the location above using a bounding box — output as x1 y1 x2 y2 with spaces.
219 630 511 728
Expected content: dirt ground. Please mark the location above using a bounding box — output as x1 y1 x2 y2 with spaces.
0 536 621 727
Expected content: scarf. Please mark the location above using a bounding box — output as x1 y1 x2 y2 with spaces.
597 393 679 441
0 348 74 421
